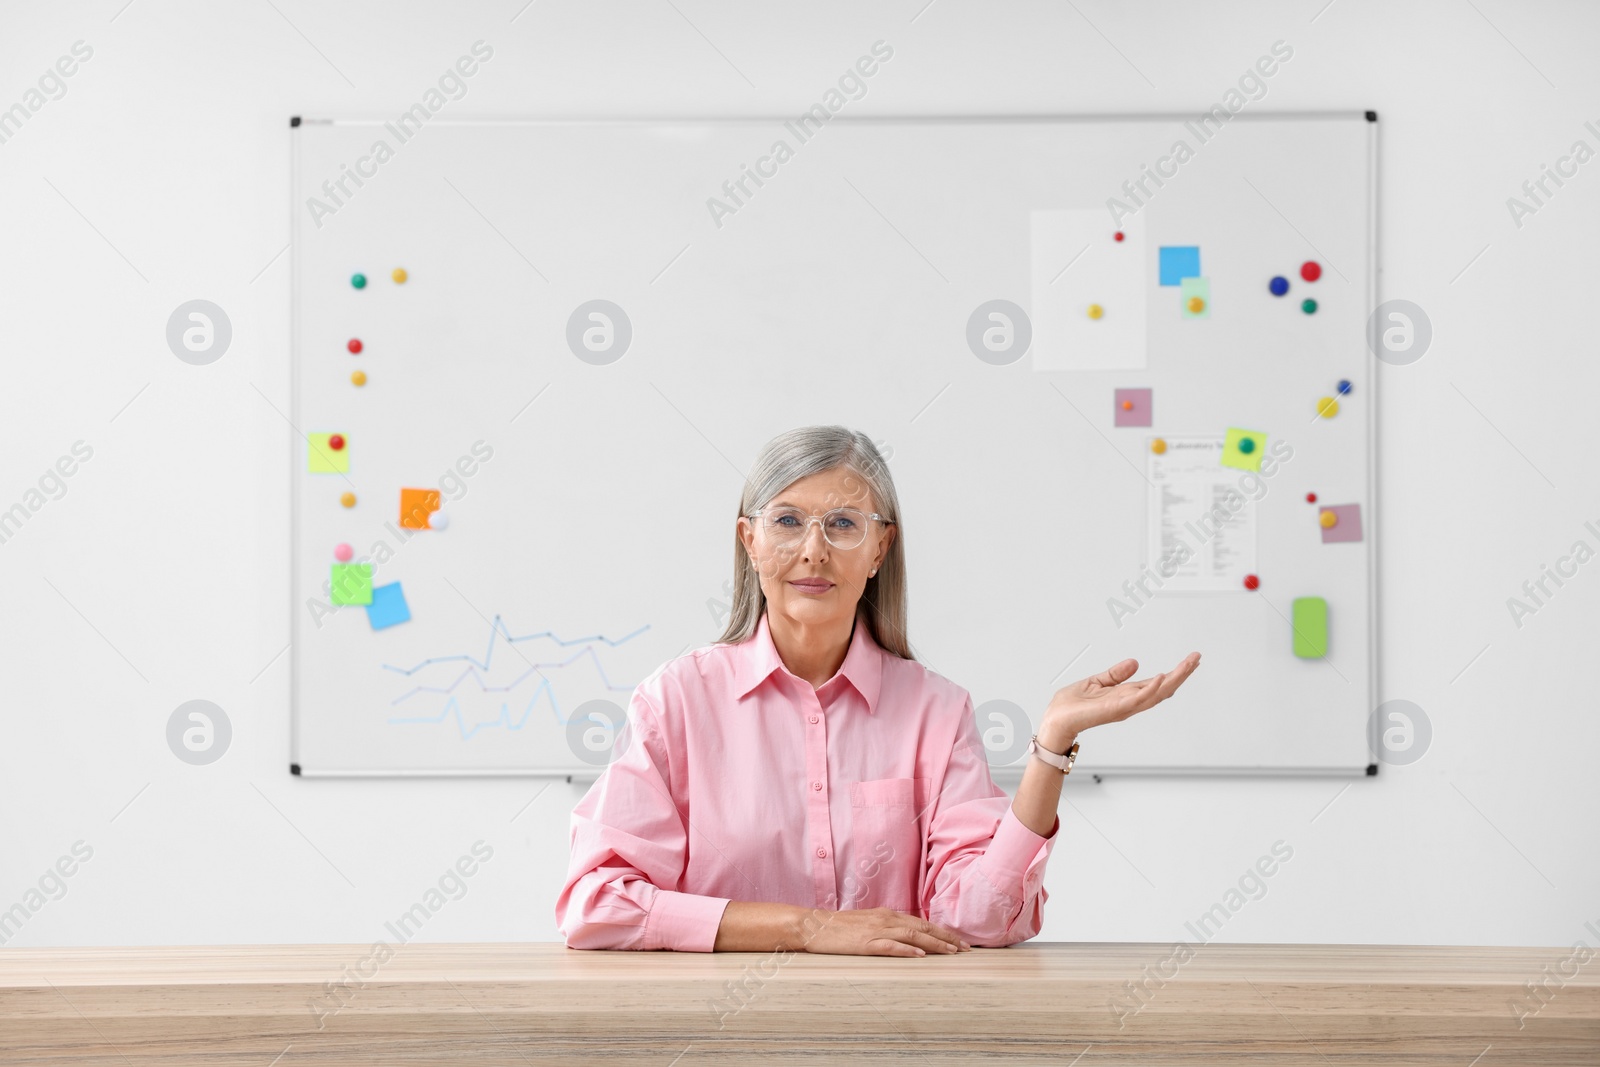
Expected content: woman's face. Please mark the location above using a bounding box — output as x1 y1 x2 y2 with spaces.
737 467 895 627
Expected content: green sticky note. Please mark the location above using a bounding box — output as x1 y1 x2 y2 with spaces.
308 433 349 473
331 563 373 605
1292 596 1328 658
1180 276 1211 319
1221 427 1267 471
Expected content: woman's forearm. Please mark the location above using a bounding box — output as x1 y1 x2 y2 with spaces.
1010 728 1076 837
713 900 811 952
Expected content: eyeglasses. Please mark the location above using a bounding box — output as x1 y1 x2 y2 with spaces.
747 505 894 550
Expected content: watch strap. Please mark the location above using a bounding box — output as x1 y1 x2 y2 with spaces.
1029 734 1079 774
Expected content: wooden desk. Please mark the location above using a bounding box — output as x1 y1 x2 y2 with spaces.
2 942 1596 1065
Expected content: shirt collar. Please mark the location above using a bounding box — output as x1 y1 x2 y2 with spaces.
732 610 883 712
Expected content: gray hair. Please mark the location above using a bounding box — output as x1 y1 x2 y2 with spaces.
715 425 912 660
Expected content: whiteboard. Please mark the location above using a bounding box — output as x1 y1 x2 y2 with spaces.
289 113 1377 778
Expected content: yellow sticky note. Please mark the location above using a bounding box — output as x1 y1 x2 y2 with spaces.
308 433 349 473
1221 427 1267 471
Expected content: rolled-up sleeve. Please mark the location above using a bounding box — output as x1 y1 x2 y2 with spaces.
555 687 732 951
920 694 1058 947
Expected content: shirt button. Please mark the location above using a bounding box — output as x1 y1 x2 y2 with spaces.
808 714 819 724
811 780 822 790
816 848 827 858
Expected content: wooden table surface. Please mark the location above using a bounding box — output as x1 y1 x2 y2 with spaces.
2 941 1596 1065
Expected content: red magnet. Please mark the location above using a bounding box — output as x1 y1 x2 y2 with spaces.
1300 261 1321 282
1243 574 1260 591
1305 492 1317 503
1114 231 1125 242
328 434 345 451
347 338 363 354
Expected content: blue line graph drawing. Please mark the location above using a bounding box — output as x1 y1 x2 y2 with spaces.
383 617 651 741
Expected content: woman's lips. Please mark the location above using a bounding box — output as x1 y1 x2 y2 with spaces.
788 580 834 594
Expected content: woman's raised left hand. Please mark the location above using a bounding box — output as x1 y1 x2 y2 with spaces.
1038 652 1201 748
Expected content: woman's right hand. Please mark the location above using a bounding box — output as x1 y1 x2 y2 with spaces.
796 907 971 956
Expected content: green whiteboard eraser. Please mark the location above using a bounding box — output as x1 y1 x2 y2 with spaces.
1292 596 1328 658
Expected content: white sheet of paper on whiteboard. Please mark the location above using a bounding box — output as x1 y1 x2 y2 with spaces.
1029 208 1147 371
1146 436 1258 592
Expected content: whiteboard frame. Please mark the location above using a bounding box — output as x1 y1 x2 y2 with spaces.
286 111 1381 780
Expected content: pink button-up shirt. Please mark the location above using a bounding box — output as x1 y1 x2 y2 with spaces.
556 609 1059 951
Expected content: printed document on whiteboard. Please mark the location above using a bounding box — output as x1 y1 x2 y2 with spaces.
1146 436 1257 592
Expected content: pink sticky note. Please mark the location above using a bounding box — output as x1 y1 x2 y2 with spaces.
1320 503 1363 544
1114 388 1152 428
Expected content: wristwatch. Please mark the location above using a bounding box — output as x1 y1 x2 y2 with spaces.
1028 734 1080 775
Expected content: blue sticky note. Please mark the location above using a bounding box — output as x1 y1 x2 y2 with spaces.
365 582 411 630
1159 246 1201 287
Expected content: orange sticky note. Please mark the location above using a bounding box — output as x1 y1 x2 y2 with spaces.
399 488 441 529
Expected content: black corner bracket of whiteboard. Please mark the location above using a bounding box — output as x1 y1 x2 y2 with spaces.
290 763 302 775
290 115 301 128
1365 110 1377 122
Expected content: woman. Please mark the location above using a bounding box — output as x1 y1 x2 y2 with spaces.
556 426 1200 955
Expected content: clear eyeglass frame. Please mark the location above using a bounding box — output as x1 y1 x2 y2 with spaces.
746 506 895 550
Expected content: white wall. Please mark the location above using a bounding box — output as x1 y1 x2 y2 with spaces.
1 0 1596 950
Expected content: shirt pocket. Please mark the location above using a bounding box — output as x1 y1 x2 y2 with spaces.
848 777 931 909
851 776 929 811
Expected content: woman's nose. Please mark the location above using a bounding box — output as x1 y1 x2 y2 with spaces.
801 520 829 554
